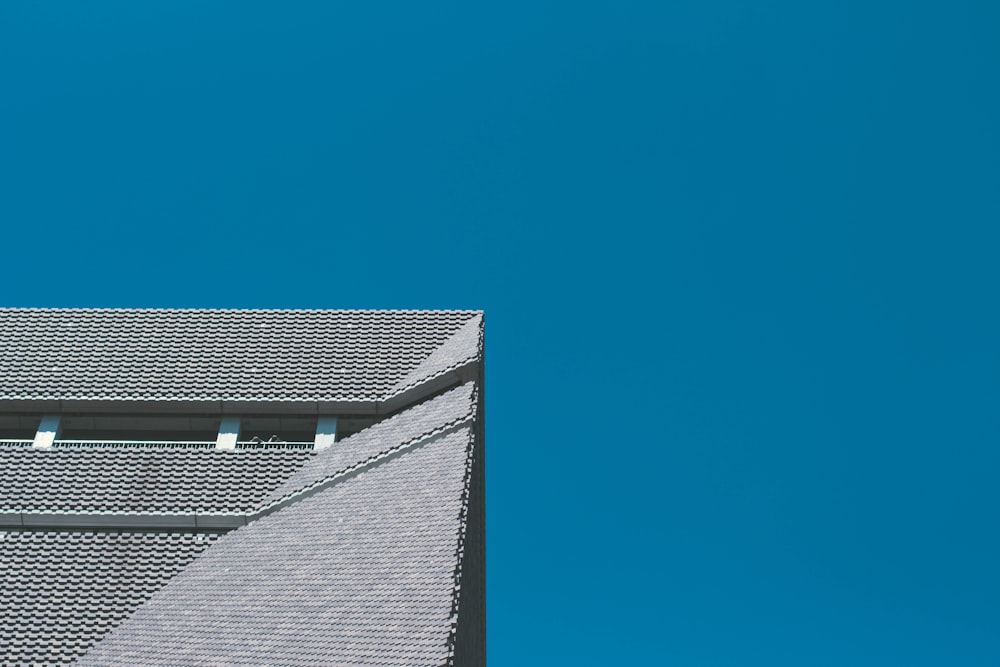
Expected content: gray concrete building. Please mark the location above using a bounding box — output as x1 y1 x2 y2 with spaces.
0 308 485 666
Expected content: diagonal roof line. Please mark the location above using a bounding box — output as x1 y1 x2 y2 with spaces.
254 380 477 508
251 414 476 520
2 415 475 533
378 357 479 414
0 352 479 416
381 314 483 404
0 308 479 409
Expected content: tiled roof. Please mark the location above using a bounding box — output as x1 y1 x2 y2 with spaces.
0 307 486 666
77 426 476 667
0 308 478 403
0 447 314 514
383 315 483 403
262 382 476 509
0 530 220 666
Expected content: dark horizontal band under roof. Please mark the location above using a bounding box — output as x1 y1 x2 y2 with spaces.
0 308 480 405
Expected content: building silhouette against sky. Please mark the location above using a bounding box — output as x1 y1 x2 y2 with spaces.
0 308 485 666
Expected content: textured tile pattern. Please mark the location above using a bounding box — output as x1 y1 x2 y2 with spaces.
0 446 314 514
0 308 486 665
384 313 483 400
0 530 220 666
261 381 476 509
78 427 475 667
0 308 478 401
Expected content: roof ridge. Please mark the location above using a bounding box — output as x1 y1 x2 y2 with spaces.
382 314 484 403
256 382 478 509
253 415 475 520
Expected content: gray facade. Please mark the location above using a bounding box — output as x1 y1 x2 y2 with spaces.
0 309 485 666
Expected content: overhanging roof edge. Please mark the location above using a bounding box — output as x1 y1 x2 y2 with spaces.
0 359 478 416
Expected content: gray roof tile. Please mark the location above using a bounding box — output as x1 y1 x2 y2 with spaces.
0 530 220 666
0 309 478 402
0 447 314 514
261 381 476 510
78 426 476 666
383 314 483 401
0 308 486 666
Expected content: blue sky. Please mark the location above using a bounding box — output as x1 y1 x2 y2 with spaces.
2 2 999 665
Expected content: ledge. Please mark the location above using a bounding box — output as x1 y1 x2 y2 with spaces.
1 511 248 531
0 416 475 533
0 358 479 419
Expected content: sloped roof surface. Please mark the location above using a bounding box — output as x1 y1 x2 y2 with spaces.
77 427 476 666
262 382 476 509
0 530 220 666
384 315 483 402
0 309 478 402
0 447 314 514
0 308 485 666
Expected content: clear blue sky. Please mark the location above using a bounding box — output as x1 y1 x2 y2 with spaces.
2 2 999 665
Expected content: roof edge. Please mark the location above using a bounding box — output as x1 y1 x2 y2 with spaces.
0 307 484 314
254 416 474 521
1 511 247 531
0 362 477 417
0 418 474 533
